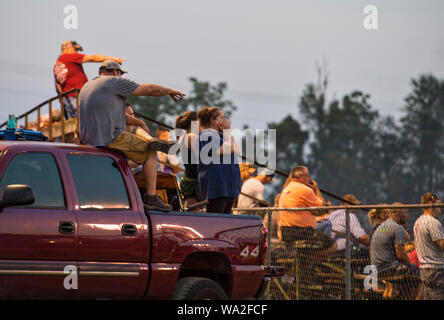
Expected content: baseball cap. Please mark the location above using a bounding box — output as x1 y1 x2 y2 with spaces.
342 194 362 205
99 60 127 74
61 40 83 51
239 162 256 174
259 168 275 178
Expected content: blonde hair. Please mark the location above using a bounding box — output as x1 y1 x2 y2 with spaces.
404 242 416 254
282 166 308 190
368 206 389 226
388 201 404 219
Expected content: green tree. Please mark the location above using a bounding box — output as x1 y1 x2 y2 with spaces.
370 115 410 202
298 76 380 203
400 74 444 200
181 77 237 117
266 115 309 196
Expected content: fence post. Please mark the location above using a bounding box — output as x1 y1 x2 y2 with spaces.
265 208 272 300
59 95 65 143
37 107 41 132
48 101 53 141
76 90 80 139
345 209 351 300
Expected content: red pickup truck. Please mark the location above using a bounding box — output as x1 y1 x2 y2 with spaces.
0 141 277 299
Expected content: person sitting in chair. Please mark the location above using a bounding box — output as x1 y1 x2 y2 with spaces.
277 166 337 263
370 204 420 299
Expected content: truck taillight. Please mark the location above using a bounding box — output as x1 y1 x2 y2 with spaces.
260 225 268 265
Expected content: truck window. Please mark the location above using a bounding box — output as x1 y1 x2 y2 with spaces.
68 154 131 210
0 153 65 208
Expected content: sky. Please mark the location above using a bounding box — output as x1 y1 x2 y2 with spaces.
0 0 443 132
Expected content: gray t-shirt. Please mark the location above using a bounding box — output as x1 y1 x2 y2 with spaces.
370 218 405 270
414 215 444 269
79 76 139 146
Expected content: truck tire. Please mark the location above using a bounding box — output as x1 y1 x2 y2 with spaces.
172 277 228 300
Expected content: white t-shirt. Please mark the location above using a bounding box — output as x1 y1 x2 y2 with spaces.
237 178 265 208
328 209 367 251
414 214 444 269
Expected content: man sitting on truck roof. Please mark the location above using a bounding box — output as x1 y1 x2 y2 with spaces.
78 60 185 211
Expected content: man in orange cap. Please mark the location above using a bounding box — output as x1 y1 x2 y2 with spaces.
239 162 256 183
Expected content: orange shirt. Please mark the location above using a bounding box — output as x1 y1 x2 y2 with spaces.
278 181 323 230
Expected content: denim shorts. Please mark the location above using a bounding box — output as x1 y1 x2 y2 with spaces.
63 96 77 119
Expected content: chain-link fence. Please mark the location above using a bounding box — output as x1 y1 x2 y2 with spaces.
233 203 444 300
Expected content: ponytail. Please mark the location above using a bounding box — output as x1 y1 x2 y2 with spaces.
175 111 198 131
175 115 184 129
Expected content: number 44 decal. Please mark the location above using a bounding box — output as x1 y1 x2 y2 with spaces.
240 245 259 258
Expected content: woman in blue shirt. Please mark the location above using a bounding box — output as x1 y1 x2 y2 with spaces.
197 107 241 214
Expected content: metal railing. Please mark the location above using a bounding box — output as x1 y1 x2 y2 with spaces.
0 89 80 142
233 203 444 300
0 92 166 145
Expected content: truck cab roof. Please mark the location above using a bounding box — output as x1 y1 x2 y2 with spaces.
0 140 115 155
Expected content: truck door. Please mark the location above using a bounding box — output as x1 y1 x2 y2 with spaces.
0 152 77 299
66 153 148 299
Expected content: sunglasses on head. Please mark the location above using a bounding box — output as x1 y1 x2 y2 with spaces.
427 193 440 203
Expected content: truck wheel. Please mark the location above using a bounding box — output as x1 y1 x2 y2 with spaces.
172 277 228 300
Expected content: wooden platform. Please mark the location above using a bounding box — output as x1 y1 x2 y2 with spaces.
40 118 78 141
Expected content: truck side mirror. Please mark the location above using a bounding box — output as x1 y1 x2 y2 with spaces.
0 184 35 208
